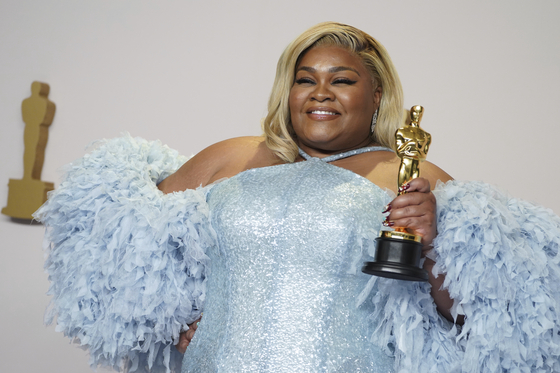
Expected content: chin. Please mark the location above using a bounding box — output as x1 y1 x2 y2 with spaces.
299 130 340 145
300 134 335 145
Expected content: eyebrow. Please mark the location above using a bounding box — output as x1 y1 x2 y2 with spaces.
297 66 361 76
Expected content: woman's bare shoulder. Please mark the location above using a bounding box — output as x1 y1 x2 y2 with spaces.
158 136 280 193
422 161 453 187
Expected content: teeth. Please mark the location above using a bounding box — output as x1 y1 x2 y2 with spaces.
311 110 336 115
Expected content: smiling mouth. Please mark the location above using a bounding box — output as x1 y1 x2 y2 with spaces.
309 110 338 115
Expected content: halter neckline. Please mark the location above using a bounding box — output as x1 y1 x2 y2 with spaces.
298 146 394 163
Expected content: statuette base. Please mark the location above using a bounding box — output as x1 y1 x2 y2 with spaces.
2 178 54 220
362 232 428 282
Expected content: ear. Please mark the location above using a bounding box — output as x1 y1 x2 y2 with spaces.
373 85 382 108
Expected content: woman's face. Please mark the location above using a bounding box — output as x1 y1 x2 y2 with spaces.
289 46 381 156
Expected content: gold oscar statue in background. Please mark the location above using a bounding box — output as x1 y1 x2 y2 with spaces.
2 82 55 220
362 105 431 281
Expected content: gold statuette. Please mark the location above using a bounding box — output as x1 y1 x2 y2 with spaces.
2 82 55 220
396 105 431 191
362 105 431 281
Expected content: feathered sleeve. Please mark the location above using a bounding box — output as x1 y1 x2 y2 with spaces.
34 134 216 373
365 180 560 373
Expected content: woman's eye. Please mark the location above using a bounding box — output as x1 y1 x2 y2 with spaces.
295 77 315 85
333 78 357 85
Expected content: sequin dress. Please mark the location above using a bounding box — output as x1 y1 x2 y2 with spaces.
182 147 395 373
36 136 560 373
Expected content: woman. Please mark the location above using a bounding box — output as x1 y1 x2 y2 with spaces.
162 21 454 372
36 22 560 373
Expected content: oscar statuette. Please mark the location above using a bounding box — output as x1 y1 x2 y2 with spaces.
2 82 55 220
362 105 431 281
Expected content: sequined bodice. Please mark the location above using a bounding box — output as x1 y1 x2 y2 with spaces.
182 148 395 373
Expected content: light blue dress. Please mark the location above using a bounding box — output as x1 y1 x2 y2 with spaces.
35 135 560 373
183 147 394 372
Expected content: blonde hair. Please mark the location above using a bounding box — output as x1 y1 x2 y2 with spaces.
262 22 404 162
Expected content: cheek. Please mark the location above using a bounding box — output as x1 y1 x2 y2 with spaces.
348 90 374 119
288 89 305 111
288 90 307 127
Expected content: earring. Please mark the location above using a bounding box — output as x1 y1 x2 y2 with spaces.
371 109 378 133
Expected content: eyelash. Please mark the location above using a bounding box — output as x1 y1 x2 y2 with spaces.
294 78 357 85
333 78 357 85
295 78 314 85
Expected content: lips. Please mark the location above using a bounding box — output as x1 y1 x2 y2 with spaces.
310 110 336 115
307 107 340 114
306 107 340 120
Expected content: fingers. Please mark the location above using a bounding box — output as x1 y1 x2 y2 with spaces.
385 206 435 233
399 177 431 194
175 316 202 354
191 315 201 333
384 178 437 246
186 318 201 341
388 192 436 218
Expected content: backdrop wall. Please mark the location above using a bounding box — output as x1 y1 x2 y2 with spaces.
1 1 559 372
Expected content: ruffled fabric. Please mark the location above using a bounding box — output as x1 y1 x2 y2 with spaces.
359 265 463 373
36 134 560 372
365 180 560 372
34 134 216 373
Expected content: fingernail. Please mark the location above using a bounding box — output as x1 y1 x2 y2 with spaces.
399 183 410 192
382 220 395 227
382 203 392 213
196 322 200 327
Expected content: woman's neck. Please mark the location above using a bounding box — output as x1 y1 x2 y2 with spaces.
296 138 378 160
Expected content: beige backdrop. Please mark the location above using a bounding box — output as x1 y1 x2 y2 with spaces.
1 0 559 372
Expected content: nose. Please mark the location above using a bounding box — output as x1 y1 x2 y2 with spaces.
311 82 334 102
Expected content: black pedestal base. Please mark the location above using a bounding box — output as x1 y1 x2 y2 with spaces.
362 235 428 282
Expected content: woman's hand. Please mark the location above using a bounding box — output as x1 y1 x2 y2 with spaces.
383 177 437 249
384 177 463 323
176 316 202 354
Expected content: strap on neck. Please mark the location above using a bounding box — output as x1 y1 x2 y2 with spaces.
298 146 394 163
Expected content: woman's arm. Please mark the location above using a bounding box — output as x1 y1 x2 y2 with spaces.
383 163 463 323
160 136 283 353
158 136 279 194
34 135 220 370
157 141 228 193
176 316 202 353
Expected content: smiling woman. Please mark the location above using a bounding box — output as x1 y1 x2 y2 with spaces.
289 46 379 154
35 21 560 373
262 22 404 165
